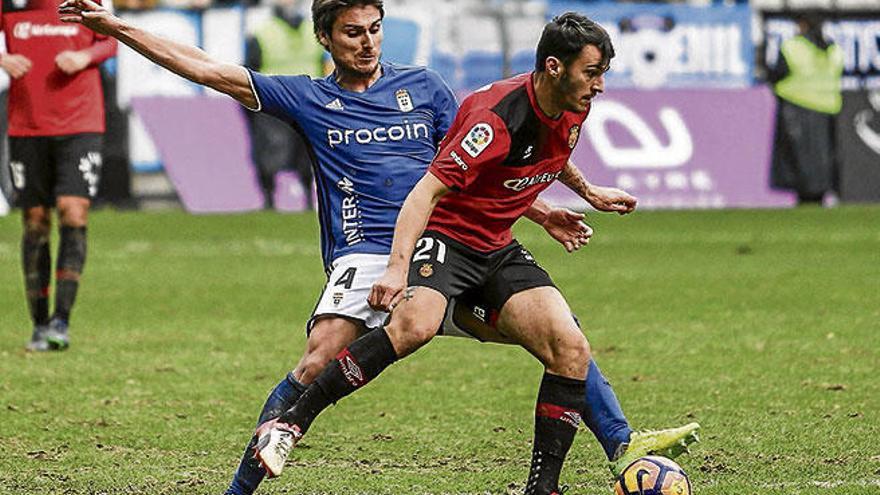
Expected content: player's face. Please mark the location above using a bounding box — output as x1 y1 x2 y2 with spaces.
323 5 383 79
557 44 608 113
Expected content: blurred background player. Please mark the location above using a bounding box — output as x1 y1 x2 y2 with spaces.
1 0 117 351
243 0 328 209
769 11 843 206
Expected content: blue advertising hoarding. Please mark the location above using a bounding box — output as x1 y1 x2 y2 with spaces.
547 2 753 88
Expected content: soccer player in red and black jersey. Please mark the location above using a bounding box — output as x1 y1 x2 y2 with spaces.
1 0 117 351
253 12 700 493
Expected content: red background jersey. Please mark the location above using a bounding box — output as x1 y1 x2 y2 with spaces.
1 0 116 136
428 73 588 252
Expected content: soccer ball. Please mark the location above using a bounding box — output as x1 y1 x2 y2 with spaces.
613 455 692 495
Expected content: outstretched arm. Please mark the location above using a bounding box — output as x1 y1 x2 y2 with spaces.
524 198 593 253
59 0 256 108
559 159 637 214
368 173 450 311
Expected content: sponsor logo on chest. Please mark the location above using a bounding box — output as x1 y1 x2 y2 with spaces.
503 171 562 192
13 22 78 40
327 119 429 148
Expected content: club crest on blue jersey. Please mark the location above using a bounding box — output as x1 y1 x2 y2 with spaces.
396 89 414 112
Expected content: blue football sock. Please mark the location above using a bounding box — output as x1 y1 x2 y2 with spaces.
226 373 307 495
583 359 632 460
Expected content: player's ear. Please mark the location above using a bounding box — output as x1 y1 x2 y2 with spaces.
545 57 562 78
318 31 331 49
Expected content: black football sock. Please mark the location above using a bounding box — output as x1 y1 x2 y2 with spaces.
53 226 87 323
525 373 586 495
278 327 398 433
22 227 51 326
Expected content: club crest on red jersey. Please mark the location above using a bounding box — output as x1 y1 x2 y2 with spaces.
568 125 580 149
461 123 494 158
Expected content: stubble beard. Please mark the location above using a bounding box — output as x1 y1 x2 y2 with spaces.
557 73 585 113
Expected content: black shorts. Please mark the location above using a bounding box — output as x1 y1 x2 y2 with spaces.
408 230 555 313
9 133 103 207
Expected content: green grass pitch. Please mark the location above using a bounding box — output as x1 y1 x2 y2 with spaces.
1 206 878 494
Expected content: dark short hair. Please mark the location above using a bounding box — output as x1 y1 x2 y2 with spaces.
312 0 385 41
535 12 615 72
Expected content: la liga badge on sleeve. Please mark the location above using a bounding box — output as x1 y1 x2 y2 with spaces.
461 123 494 158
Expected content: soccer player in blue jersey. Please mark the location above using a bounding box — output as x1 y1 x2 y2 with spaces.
62 1 697 493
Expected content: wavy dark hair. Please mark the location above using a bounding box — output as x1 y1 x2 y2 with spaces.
312 0 385 41
535 12 614 72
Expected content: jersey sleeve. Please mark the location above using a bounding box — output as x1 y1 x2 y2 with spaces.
247 70 311 122
429 109 510 191
425 68 458 147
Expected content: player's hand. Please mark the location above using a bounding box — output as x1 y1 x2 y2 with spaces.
542 208 593 253
586 185 637 215
59 0 121 36
368 268 407 312
0 54 33 79
55 50 92 75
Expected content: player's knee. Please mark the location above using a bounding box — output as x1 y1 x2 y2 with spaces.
386 313 438 353
57 199 89 227
548 329 591 371
23 209 51 235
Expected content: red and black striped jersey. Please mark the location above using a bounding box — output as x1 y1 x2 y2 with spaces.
1 0 116 136
428 72 588 252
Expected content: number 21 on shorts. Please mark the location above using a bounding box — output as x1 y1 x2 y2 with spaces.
413 237 447 263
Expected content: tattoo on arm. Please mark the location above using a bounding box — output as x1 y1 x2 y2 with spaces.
558 161 591 201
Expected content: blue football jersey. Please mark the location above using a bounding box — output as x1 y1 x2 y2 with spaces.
248 62 458 269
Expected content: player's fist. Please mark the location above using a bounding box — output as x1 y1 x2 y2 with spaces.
0 54 33 79
368 268 407 312
55 50 91 75
59 0 120 36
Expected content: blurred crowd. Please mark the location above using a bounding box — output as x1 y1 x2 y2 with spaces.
107 0 880 15
109 0 757 12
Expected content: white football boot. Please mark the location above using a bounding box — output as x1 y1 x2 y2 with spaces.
253 418 301 478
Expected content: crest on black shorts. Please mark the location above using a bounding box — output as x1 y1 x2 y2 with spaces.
568 125 581 149
419 263 433 278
